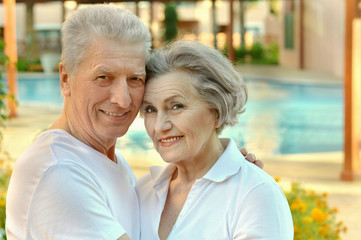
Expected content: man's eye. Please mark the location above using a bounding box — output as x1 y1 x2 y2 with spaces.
95 75 112 86
128 77 145 87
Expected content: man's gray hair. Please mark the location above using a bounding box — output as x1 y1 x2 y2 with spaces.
146 40 248 134
61 4 152 74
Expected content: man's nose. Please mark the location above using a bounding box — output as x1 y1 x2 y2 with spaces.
110 78 131 108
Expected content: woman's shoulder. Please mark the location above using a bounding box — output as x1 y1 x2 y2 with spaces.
135 165 166 192
234 160 282 195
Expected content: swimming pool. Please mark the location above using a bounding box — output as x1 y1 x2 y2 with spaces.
17 76 64 105
13 76 343 155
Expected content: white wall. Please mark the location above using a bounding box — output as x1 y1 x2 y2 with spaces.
279 1 301 69
0 4 26 41
303 0 344 77
279 0 345 77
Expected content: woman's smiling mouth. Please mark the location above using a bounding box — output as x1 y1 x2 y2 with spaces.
159 136 183 144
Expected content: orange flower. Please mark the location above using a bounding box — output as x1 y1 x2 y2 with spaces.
308 189 316 196
291 199 307 212
311 208 326 222
302 216 313 224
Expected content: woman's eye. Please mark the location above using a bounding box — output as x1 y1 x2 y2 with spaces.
143 106 156 113
97 75 108 80
171 103 185 110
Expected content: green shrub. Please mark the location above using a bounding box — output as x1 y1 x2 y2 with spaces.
164 2 178 43
0 34 9 122
0 166 9 239
281 180 347 240
15 58 41 72
16 58 29 72
232 42 279 65
249 42 264 60
235 45 248 60
0 32 8 240
264 42 279 65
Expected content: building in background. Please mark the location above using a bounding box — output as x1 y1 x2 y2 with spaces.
0 0 348 78
279 0 345 77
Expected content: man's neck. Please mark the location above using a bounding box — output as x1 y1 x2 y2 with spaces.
49 113 117 162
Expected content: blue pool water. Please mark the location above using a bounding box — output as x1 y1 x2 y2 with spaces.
17 76 64 105
10 76 344 155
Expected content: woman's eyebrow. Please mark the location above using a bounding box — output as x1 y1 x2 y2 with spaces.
142 95 184 106
164 95 185 102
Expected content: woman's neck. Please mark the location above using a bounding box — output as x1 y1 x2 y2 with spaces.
173 136 225 184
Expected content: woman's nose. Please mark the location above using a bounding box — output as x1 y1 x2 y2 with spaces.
155 113 172 133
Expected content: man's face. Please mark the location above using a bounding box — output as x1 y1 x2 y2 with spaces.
62 38 146 143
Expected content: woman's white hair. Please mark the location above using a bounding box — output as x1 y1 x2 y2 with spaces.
61 4 152 75
146 40 248 134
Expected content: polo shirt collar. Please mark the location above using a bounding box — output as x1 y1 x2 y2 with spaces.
150 164 176 188
202 138 244 183
149 138 244 186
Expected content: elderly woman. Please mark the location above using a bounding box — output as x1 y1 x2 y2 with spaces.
136 40 293 240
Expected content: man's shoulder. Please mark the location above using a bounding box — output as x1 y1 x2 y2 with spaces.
13 129 97 183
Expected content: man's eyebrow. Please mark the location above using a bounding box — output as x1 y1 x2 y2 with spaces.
96 68 115 74
132 71 146 76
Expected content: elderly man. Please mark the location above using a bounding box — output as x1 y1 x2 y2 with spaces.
6 4 261 240
6 5 150 240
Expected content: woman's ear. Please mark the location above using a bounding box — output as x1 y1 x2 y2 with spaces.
59 63 71 97
215 120 221 129
213 110 221 128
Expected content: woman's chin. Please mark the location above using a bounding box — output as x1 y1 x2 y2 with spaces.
159 153 181 164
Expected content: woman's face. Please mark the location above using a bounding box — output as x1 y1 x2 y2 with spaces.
142 71 219 164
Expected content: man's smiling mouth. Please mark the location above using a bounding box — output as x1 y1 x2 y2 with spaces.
102 110 127 117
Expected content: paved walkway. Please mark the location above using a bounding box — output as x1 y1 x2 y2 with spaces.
3 67 360 239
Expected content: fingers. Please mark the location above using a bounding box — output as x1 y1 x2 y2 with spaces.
254 159 264 169
239 147 247 157
245 152 264 169
246 153 257 163
240 147 265 169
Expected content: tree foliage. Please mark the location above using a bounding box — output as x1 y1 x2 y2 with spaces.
164 2 178 43
0 32 10 143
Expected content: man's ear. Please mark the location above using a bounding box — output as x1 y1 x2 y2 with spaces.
59 63 71 97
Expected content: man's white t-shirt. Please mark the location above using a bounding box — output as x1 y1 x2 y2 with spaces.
6 129 140 240
136 138 294 240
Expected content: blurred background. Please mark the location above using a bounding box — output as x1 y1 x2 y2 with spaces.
1 0 361 239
